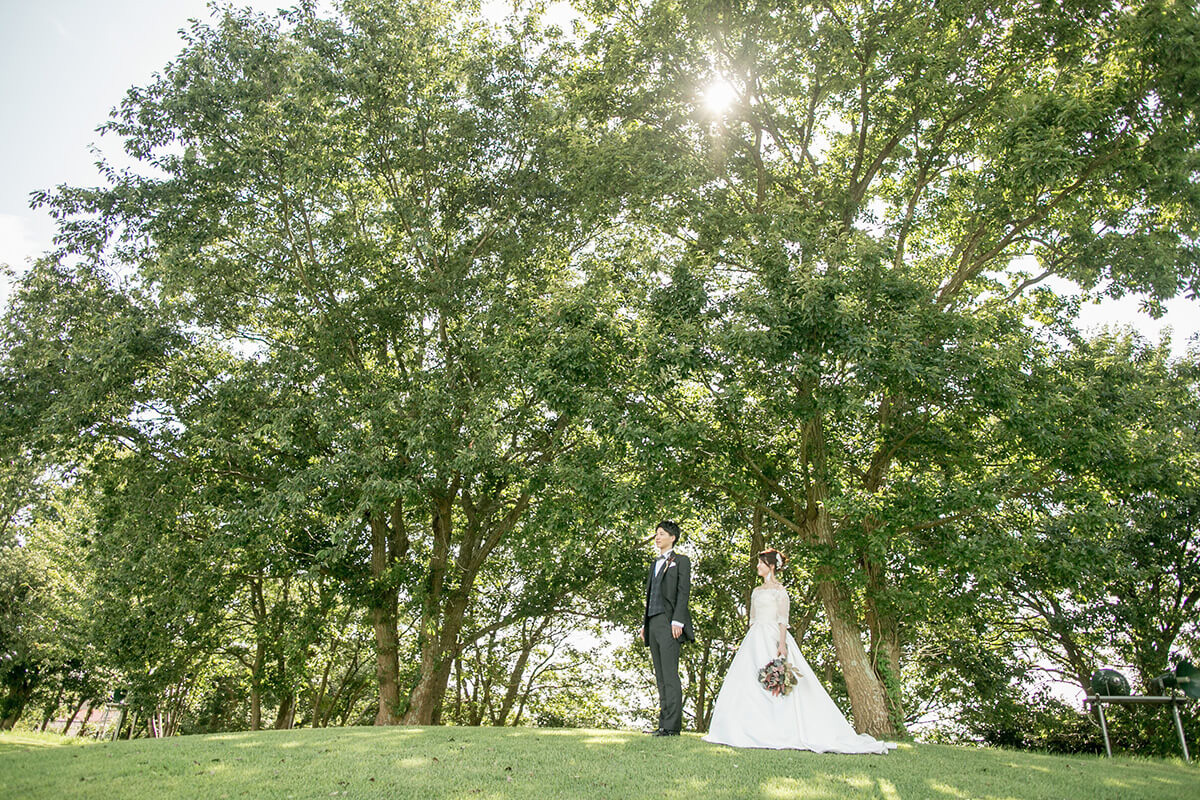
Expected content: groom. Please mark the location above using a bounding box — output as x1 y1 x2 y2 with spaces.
640 520 694 736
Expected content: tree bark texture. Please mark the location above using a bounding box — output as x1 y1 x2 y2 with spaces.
401 494 456 725
370 510 402 725
803 417 895 737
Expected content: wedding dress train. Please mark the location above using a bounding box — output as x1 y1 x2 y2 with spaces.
703 586 896 754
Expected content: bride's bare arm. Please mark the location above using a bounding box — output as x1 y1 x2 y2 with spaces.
777 590 790 655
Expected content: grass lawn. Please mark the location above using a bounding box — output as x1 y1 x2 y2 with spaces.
1 726 1196 800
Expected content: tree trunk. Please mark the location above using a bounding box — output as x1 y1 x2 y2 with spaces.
40 684 65 732
401 494 457 725
803 417 895 737
402 478 529 725
370 531 401 724
275 691 296 729
75 700 97 737
59 696 86 735
695 634 713 732
402 589 470 725
371 593 401 725
310 647 334 729
859 410 907 733
470 645 487 725
369 500 408 725
250 638 265 731
453 653 464 722
864 558 906 732
322 643 361 727
341 683 368 726
817 578 894 736
0 665 35 730
496 618 548 725
248 574 268 730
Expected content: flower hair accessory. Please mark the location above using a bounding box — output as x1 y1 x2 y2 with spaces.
759 548 785 572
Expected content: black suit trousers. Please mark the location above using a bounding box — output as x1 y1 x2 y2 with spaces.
646 612 682 733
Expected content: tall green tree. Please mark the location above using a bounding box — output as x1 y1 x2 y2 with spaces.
0 257 187 732
6 0 1198 741
0 488 94 731
906 332 1200 754
583 0 1200 734
39 0 660 725
995 333 1200 694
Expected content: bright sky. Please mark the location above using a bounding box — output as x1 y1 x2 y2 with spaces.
1 1 1195 356
0 1 282 289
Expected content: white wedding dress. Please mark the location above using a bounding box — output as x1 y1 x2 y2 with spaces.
703 586 896 754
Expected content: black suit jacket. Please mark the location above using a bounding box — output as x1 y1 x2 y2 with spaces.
642 552 694 644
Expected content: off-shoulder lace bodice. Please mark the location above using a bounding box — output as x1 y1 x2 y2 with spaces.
749 586 790 628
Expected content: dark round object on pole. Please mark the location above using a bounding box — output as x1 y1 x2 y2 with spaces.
1175 660 1200 699
1091 669 1131 697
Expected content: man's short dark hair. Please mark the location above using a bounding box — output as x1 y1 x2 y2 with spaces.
657 520 682 543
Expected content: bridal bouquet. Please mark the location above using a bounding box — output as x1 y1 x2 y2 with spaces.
758 657 802 697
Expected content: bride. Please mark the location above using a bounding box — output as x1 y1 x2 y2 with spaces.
703 549 896 754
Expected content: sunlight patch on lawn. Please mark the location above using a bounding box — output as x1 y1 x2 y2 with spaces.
449 792 505 800
343 727 425 737
761 777 840 800
507 727 638 746
4 734 57 749
702 743 739 756
925 780 972 797
668 776 711 795
581 733 634 746
1101 776 1158 791
0 732 91 751
876 778 902 800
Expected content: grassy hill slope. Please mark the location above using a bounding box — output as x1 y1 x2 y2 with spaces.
1 726 1196 799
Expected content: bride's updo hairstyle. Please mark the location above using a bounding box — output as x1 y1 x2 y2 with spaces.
757 549 786 572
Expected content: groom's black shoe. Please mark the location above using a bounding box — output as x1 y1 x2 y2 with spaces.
652 729 679 736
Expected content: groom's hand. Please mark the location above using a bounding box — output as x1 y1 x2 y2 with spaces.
671 621 684 639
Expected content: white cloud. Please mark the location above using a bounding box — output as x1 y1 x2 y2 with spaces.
1075 293 1199 358
480 1 581 31
0 212 55 308
49 16 71 41
1033 270 1200 360
0 213 53 266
